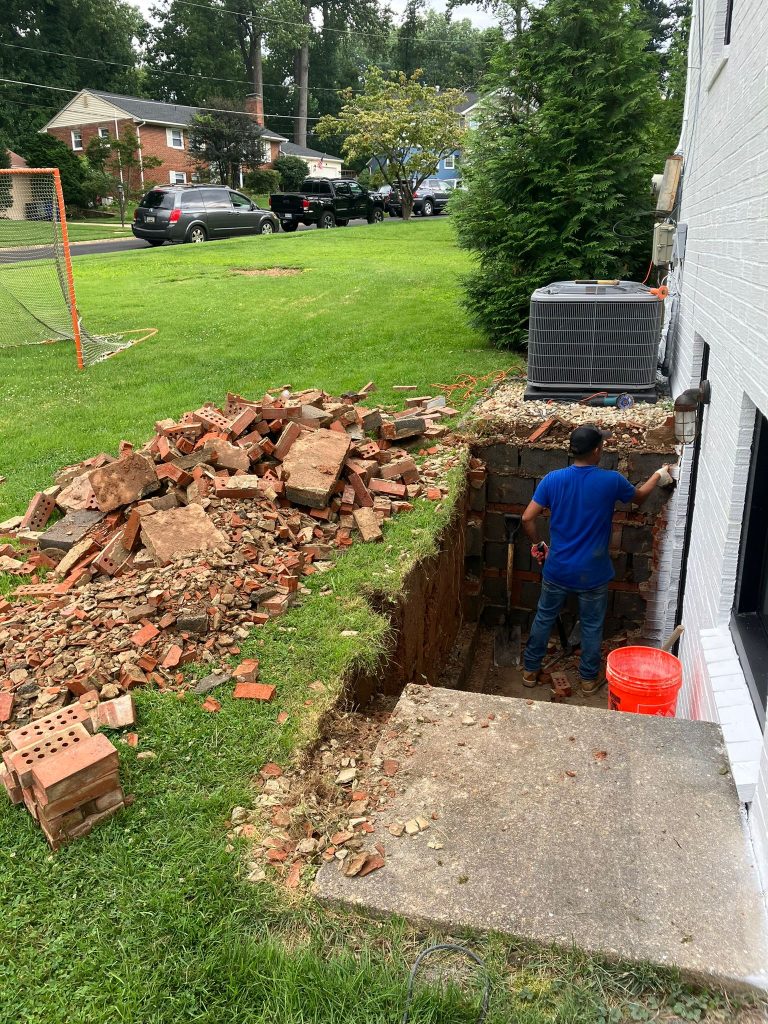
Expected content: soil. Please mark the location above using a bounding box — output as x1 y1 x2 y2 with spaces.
232 268 303 277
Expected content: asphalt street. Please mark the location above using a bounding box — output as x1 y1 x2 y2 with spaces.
6 217 375 262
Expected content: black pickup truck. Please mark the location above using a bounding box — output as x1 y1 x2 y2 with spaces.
269 178 386 231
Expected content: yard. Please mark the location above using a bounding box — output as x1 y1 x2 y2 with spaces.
0 219 738 1024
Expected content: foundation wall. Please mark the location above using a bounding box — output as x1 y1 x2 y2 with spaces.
464 441 677 640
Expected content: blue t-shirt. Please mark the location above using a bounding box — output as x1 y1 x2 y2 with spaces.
532 465 636 591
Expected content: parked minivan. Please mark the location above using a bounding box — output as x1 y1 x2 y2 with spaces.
132 185 279 245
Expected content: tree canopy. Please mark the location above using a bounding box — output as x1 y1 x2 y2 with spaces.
453 0 659 348
188 109 267 187
317 68 465 217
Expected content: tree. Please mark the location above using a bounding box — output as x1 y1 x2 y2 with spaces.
19 132 90 208
84 128 162 225
189 108 267 188
273 155 310 191
0 0 145 148
453 0 658 348
317 68 465 218
0 139 11 215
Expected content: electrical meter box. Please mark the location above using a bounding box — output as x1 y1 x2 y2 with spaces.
653 222 675 266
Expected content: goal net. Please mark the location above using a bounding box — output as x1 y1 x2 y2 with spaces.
0 167 134 366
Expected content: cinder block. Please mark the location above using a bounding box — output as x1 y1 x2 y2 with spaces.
483 511 506 542
520 447 569 477
612 553 628 581
465 521 483 557
627 452 669 484
484 541 508 571
482 575 508 604
468 483 487 512
621 525 653 554
488 475 534 505
613 590 646 621
630 555 652 583
474 444 520 475
465 555 483 578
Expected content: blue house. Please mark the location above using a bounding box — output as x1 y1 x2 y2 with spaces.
366 92 486 189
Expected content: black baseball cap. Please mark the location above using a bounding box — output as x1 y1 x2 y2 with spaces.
570 424 611 456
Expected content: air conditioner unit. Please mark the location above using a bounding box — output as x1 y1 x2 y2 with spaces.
525 280 664 402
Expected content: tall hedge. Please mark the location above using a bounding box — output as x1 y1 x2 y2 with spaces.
453 0 658 349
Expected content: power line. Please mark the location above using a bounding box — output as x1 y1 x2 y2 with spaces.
167 0 501 46
0 77 325 122
0 39 362 96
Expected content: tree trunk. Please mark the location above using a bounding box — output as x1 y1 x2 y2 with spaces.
251 32 263 120
293 1 311 147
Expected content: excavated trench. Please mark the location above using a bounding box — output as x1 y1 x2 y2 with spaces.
349 431 678 712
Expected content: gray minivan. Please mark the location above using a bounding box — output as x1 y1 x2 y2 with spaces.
132 185 279 245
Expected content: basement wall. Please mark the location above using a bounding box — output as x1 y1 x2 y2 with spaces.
464 440 678 642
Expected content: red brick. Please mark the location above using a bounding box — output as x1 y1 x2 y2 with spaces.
156 464 193 487
131 622 160 647
369 479 407 498
229 406 258 438
273 421 302 461
162 644 183 669
232 658 259 682
32 733 119 805
7 703 94 750
232 683 275 701
11 722 92 788
20 492 56 531
0 764 23 805
0 690 14 723
94 695 135 730
34 772 122 820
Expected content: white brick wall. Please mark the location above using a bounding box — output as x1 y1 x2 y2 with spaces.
668 0 768 886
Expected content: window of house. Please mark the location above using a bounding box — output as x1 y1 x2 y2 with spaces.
166 128 185 150
71 130 83 151
169 171 187 185
98 127 110 141
724 0 734 43
444 154 455 170
731 410 768 726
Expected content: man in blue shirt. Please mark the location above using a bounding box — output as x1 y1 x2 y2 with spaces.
521 424 672 695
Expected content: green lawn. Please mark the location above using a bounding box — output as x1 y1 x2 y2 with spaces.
65 220 134 241
0 220 736 1024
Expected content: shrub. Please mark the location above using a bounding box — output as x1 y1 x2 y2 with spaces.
243 167 281 195
273 156 310 192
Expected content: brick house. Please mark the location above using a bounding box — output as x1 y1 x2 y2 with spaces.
656 0 768 886
42 90 287 191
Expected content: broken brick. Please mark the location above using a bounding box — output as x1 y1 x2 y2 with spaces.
232 683 275 701
131 622 160 647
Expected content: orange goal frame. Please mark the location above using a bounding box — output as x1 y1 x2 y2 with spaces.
0 166 84 369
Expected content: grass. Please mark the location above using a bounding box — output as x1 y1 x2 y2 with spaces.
0 219 739 1023
64 221 134 241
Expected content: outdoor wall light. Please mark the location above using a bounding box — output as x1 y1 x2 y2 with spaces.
673 380 711 444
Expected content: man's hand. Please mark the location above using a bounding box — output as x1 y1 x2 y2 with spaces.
531 542 549 566
633 462 677 505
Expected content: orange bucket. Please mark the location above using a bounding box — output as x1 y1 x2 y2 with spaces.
606 646 682 717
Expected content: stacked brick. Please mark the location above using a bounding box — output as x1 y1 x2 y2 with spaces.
0 702 128 850
464 439 677 637
0 385 452 735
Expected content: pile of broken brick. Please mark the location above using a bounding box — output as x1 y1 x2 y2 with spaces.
0 694 136 849
0 385 455 751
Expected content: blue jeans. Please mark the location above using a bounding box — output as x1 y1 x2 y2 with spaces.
524 579 609 681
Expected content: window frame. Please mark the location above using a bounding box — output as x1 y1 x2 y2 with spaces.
724 0 734 44
443 154 455 170
229 191 253 209
169 171 187 185
71 129 83 151
731 410 768 727
166 127 185 150
98 127 110 141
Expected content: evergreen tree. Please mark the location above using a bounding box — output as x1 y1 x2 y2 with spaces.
453 0 658 349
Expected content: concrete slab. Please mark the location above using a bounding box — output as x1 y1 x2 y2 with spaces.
316 685 768 990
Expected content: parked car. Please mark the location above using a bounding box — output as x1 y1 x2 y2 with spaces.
369 183 394 213
388 178 451 217
269 178 385 230
132 185 279 245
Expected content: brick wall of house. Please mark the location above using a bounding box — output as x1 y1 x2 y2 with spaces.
664 0 768 884
45 122 281 192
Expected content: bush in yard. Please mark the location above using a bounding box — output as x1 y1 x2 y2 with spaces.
18 131 90 209
273 155 310 191
244 167 281 194
453 0 658 349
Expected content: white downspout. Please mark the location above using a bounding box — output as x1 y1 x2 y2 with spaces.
135 120 146 190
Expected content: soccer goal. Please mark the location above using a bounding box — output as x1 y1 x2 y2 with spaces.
0 167 137 367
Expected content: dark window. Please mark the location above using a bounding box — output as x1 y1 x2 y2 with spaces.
316 180 332 195
301 180 315 194
140 190 174 209
335 182 350 196
724 0 734 43
731 411 768 726
230 191 252 209
200 188 231 211
180 191 205 211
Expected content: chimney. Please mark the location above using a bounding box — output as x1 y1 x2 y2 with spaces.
245 93 264 127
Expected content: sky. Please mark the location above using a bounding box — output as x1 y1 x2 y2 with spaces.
131 0 498 30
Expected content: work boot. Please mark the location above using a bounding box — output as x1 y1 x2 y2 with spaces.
522 669 539 688
580 676 604 696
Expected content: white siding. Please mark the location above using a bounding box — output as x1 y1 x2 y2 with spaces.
44 91 132 130
668 0 768 885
